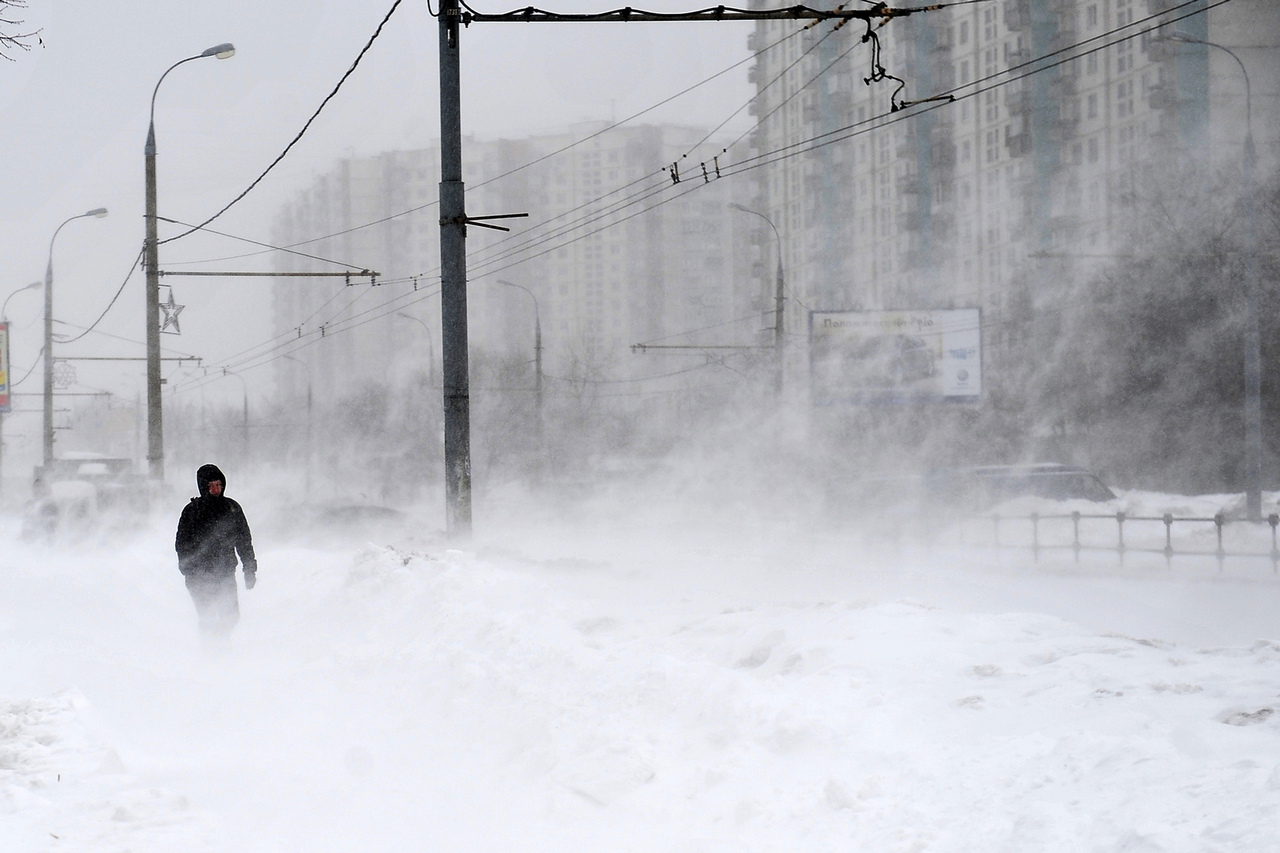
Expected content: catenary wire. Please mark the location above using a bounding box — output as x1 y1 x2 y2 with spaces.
166 19 808 270
175 0 1193 391
158 218 373 271
717 0 1229 177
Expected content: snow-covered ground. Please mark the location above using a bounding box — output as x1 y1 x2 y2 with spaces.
2 486 1279 852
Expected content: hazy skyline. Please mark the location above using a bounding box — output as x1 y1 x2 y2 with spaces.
1 0 755 448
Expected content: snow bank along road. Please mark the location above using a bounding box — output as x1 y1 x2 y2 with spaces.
2 512 1279 852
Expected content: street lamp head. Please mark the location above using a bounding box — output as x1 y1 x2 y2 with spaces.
202 42 236 59
86 207 108 218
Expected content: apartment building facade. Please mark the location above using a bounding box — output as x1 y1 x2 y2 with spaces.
270 124 757 407
744 0 1280 389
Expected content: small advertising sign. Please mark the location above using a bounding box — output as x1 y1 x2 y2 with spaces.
0 321 10 414
809 308 981 404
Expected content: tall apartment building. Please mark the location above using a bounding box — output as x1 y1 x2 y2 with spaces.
271 124 756 406
745 0 1280 386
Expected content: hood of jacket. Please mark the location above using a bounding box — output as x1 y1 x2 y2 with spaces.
196 463 227 497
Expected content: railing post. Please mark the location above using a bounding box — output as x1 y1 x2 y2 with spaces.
1071 511 1081 564
1270 514 1278 574
1030 512 1040 563
1116 511 1126 567
1163 512 1174 569
1214 512 1225 573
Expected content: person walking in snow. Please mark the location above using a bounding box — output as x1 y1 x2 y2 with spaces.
175 464 257 644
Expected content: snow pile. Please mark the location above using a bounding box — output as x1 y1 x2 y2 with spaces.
2 513 1279 851
0 690 217 852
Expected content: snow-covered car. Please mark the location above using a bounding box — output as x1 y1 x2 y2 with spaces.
926 463 1116 509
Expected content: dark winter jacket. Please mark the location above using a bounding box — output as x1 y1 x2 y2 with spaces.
175 464 257 577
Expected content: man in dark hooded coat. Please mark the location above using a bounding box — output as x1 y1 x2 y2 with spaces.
175 464 257 642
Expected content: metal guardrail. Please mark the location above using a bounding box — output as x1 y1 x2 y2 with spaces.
960 511 1280 572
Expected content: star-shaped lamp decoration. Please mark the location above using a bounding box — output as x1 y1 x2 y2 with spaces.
160 288 185 335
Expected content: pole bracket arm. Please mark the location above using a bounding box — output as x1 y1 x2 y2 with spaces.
440 212 529 233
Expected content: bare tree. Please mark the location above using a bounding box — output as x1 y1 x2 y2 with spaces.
1 0 42 61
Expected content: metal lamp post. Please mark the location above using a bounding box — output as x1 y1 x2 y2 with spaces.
396 311 437 388
495 280 543 448
144 41 235 484
44 208 108 468
1 280 43 502
220 368 250 464
1 280 42 322
279 353 313 497
1167 33 1262 519
729 202 785 394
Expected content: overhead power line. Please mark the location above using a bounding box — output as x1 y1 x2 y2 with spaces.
717 0 1230 178
169 18 813 271
180 0 1196 394
55 247 144 345
374 0 1225 295
160 0 407 246
8 345 44 388
453 1 990 24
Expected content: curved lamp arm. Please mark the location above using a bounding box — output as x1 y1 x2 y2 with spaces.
146 43 236 156
1165 33 1253 164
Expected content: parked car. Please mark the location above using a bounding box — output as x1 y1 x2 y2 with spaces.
925 463 1116 508
831 463 1116 527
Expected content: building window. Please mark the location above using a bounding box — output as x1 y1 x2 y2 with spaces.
1117 40 1133 73
1087 93 1098 119
1087 53 1098 75
1087 4 1098 27
959 21 969 45
1116 80 1134 117
1087 137 1099 163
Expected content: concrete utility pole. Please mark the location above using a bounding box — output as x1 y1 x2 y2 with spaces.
439 0 472 538
144 42 235 484
435 2 933 537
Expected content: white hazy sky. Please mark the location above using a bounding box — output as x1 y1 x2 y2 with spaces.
1 0 755 418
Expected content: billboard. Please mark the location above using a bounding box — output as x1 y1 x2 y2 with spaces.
0 322 10 414
809 308 981 404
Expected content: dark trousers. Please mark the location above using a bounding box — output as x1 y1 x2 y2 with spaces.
184 571 240 639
